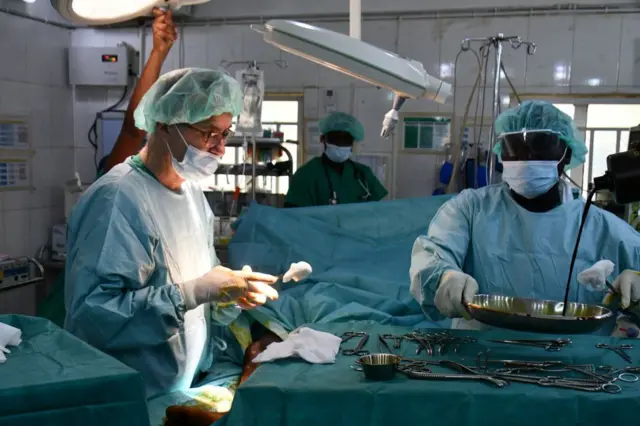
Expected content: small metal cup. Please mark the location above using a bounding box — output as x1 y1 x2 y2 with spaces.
351 353 401 381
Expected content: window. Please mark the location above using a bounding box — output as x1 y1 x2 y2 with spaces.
215 100 300 195
586 104 640 129
402 116 451 151
584 104 639 186
262 101 300 195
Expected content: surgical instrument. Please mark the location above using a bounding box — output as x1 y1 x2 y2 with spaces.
404 332 433 356
401 331 475 356
473 349 640 393
403 370 509 388
381 334 403 349
394 356 507 387
489 338 571 352
393 350 640 393
596 343 633 363
341 331 363 343
538 378 621 393
475 350 568 371
342 332 370 356
378 334 393 354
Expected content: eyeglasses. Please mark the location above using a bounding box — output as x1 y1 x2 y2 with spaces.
187 124 234 145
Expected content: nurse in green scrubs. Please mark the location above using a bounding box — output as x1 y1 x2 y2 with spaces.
285 112 388 207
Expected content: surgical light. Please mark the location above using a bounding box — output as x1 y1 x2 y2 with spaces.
50 0 210 25
251 20 452 137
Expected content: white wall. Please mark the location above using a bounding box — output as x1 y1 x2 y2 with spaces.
71 12 640 197
0 12 72 313
193 0 636 19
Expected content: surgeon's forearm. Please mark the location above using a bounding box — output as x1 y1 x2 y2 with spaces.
124 48 169 137
409 238 461 319
105 49 169 172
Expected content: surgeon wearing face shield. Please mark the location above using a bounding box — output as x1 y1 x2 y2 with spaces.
284 112 388 207
409 101 640 334
64 68 279 397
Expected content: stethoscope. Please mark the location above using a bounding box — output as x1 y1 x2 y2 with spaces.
322 158 371 205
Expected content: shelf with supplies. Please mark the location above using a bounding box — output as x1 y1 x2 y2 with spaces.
212 134 297 203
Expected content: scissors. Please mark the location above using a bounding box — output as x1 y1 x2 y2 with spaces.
596 343 633 363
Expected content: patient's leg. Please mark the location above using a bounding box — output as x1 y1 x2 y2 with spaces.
164 406 226 426
240 329 282 384
164 328 282 425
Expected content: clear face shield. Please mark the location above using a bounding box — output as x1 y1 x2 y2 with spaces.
498 130 568 163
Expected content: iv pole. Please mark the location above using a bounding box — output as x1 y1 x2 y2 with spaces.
461 34 536 185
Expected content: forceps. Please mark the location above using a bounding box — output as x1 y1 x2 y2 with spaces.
490 339 571 352
342 332 370 356
404 332 433 356
596 343 633 363
381 334 403 349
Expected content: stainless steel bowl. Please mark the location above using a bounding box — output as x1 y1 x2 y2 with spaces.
464 294 614 334
351 354 402 381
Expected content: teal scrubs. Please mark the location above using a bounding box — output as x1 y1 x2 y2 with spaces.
285 156 388 207
37 155 150 328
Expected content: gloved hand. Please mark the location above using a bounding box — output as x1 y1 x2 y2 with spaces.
607 270 640 313
179 265 278 310
434 270 479 318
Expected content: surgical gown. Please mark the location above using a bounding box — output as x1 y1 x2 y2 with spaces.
64 156 240 397
410 184 640 334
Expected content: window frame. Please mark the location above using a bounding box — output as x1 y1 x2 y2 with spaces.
398 112 453 155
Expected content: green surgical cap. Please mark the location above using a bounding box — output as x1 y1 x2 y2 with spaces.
134 68 242 133
493 100 587 170
319 112 365 142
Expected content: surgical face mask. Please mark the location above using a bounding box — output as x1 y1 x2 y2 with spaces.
502 161 560 199
168 126 221 181
325 143 352 163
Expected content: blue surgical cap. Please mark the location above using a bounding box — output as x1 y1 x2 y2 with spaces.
493 100 587 170
134 68 242 134
319 112 365 142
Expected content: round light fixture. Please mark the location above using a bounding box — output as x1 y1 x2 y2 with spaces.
50 0 211 25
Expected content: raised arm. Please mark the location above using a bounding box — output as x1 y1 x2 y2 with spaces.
104 9 177 173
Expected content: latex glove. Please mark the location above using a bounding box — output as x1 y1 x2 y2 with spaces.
607 270 640 312
179 265 278 310
434 270 479 318
234 266 280 310
578 260 615 292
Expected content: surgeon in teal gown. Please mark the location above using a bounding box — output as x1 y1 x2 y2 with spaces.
410 101 640 334
64 68 279 397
